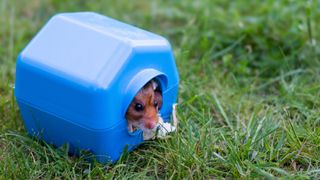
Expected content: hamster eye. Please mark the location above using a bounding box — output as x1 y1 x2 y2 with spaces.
154 101 158 107
134 103 144 112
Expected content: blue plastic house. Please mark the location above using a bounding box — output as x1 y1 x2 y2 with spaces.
15 12 179 163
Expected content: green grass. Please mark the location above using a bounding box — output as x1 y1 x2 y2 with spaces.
1 0 320 178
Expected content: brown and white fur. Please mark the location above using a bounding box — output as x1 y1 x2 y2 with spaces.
126 80 162 132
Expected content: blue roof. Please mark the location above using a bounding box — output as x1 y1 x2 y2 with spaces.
20 12 169 88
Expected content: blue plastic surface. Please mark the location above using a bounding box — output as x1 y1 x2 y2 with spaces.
15 12 179 163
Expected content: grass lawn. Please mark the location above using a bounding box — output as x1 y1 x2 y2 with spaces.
1 0 320 178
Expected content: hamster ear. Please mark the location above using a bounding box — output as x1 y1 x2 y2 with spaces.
151 80 158 90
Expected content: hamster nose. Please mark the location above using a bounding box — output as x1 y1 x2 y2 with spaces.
145 122 156 129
